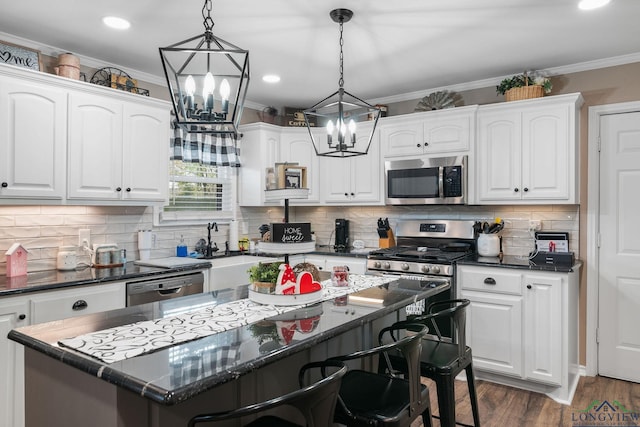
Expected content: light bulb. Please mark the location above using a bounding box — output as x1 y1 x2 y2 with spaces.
326 120 334 135
185 75 196 96
203 72 215 111
220 79 230 100
348 119 356 134
203 72 215 96
339 119 347 136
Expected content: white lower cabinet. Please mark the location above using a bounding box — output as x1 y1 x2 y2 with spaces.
458 264 579 403
29 282 126 324
0 296 30 427
0 282 126 427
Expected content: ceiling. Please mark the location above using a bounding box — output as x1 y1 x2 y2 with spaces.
1 0 639 111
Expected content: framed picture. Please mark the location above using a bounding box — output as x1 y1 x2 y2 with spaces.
0 40 42 71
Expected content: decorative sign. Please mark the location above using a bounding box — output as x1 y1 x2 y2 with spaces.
270 223 312 243
0 41 41 71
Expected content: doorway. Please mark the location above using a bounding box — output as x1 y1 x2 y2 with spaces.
587 102 640 381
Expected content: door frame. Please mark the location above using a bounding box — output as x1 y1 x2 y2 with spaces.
586 100 640 376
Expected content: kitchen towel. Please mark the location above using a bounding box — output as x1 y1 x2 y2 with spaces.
58 274 395 364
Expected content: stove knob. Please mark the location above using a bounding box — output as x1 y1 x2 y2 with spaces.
383 262 391 269
373 261 381 268
401 263 410 271
431 266 441 274
421 265 431 273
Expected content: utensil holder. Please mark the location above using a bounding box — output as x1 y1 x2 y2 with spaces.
379 230 395 248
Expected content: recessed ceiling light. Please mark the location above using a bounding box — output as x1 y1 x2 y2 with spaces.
103 16 131 30
578 0 611 10
262 74 281 83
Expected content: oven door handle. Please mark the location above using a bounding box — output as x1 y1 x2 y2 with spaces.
438 166 445 198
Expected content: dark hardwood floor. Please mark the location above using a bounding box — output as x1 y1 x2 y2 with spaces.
413 375 640 427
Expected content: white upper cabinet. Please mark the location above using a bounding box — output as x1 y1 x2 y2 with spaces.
381 107 476 158
0 72 67 201
67 93 169 203
0 63 170 205
476 93 583 204
320 122 383 204
278 128 321 204
238 123 280 206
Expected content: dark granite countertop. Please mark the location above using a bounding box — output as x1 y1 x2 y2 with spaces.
9 278 448 405
458 254 581 273
0 261 212 297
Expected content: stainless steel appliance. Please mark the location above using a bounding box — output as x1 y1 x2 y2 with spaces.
334 218 350 253
385 155 467 205
367 219 476 335
126 271 205 306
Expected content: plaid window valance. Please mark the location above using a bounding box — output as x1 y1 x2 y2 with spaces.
170 121 241 167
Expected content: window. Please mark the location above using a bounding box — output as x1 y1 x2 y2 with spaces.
155 160 235 225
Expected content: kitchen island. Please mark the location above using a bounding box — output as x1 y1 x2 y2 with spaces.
9 276 448 427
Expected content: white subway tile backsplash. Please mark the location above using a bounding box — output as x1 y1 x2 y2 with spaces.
0 204 580 274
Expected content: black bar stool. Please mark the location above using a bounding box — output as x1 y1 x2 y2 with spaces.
386 299 481 427
329 323 433 427
188 360 347 426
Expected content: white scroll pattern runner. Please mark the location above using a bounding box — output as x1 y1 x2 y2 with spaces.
59 274 395 364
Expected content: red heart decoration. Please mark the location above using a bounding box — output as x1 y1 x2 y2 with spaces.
277 321 296 344
297 272 322 294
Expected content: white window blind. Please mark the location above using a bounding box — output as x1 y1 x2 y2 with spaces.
157 161 234 224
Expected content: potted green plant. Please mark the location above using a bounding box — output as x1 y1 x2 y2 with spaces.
248 262 282 294
496 72 552 101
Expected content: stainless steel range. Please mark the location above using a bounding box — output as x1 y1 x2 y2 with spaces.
367 219 477 322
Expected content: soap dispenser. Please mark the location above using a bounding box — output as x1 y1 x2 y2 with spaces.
177 235 188 257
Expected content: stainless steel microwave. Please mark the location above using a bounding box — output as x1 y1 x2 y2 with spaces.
384 155 467 205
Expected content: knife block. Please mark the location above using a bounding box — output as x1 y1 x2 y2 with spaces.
378 230 395 248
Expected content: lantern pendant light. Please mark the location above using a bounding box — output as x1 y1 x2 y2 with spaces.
159 0 249 136
304 8 381 157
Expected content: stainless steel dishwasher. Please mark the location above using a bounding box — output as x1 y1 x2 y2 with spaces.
126 271 205 306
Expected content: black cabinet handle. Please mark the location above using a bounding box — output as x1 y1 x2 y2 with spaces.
72 300 88 311
484 277 496 285
350 192 354 197
116 187 122 192
514 188 519 193
1 182 7 188
526 284 532 289
523 187 529 192
18 314 26 320
344 193 348 197
416 143 421 148
424 142 429 147
126 187 131 192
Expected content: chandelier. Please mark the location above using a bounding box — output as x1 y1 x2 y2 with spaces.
304 9 381 158
159 0 249 136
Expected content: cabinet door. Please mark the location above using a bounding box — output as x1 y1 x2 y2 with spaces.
523 273 562 385
238 125 280 206
350 124 381 203
29 282 125 324
67 92 123 200
279 130 320 204
122 103 169 201
423 111 472 154
0 77 66 200
521 106 570 201
476 110 522 202
0 298 30 427
463 290 523 377
380 119 423 157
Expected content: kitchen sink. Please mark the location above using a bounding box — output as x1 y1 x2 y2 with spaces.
209 255 278 290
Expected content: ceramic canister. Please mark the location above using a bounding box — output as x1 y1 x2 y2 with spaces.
477 234 500 257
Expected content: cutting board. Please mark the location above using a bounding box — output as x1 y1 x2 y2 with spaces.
133 257 211 269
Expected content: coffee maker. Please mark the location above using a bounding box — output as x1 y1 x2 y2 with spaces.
334 219 349 253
